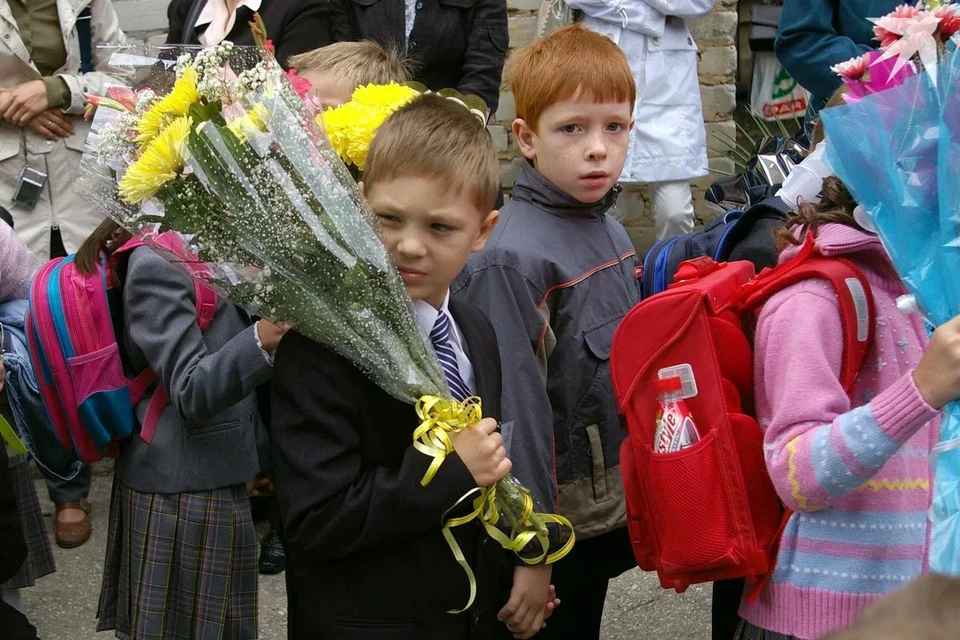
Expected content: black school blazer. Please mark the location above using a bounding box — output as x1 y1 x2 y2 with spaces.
166 0 334 68
330 0 507 112
271 299 512 639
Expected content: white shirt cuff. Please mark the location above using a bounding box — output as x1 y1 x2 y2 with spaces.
253 321 275 366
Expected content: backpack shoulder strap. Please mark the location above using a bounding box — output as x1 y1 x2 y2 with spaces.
112 238 216 328
738 235 875 394
193 282 217 331
138 281 217 444
76 6 94 73
738 237 875 603
109 237 145 264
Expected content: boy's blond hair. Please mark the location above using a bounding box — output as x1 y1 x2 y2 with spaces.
507 24 636 133
825 574 960 640
288 41 411 87
364 94 499 211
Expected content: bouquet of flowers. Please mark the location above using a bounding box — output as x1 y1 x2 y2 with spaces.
820 1 960 574
78 42 573 605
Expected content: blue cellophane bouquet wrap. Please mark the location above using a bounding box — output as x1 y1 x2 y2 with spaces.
76 42 573 607
822 2 960 574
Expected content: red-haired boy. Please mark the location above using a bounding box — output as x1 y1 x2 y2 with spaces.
453 24 641 640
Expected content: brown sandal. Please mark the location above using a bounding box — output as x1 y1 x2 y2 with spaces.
55 498 92 549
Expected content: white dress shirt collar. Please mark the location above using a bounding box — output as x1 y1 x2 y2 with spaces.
195 0 263 45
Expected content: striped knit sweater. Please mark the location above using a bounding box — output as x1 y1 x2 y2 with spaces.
738 224 940 639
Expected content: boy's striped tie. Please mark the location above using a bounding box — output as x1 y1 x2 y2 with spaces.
430 310 472 402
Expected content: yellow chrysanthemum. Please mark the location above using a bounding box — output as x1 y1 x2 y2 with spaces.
226 103 271 143
320 83 420 170
119 116 192 204
135 67 200 146
350 82 420 108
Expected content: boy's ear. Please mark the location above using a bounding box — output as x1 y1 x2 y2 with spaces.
358 180 365 195
628 117 636 133
513 118 537 161
471 209 500 253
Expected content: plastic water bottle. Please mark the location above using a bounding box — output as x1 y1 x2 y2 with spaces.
654 376 700 453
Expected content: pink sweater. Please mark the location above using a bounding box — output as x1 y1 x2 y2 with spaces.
738 224 940 639
0 222 39 301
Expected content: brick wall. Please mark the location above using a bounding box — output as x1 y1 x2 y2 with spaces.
114 0 742 254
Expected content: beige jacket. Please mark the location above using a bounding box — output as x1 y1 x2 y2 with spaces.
0 0 125 259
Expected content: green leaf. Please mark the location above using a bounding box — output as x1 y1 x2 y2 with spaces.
189 100 224 125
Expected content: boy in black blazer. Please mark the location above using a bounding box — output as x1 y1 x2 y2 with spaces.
272 95 555 639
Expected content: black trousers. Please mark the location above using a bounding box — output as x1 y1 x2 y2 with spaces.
713 579 745 640
534 527 637 640
270 500 298 640
0 602 39 640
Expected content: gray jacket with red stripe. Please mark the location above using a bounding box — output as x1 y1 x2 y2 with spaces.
452 160 642 540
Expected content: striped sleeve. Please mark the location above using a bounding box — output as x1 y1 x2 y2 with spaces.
754 286 937 512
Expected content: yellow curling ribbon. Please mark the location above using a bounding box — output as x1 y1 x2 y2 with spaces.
413 395 484 487
415 395 577 613
0 415 27 455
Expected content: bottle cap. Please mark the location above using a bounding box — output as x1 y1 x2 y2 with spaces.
656 376 683 395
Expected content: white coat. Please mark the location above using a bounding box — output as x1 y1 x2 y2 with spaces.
0 0 125 259
565 0 713 183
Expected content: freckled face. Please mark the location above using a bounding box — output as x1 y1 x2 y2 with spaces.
514 96 634 203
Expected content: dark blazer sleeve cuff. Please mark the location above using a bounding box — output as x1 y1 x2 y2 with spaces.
409 447 479 511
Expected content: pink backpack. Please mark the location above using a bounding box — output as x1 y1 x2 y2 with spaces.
26 237 217 462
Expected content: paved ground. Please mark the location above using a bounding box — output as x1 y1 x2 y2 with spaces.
22 477 711 639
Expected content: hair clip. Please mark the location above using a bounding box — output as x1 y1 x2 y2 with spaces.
404 82 491 126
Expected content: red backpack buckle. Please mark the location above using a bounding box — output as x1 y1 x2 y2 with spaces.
672 257 722 284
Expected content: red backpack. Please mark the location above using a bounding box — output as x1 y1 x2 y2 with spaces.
610 235 874 595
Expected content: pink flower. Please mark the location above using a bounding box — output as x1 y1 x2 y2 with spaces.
82 92 136 121
873 12 940 78
873 3 924 48
835 51 918 103
891 3 922 19
286 69 313 99
832 53 873 80
106 86 137 112
83 95 100 121
933 4 960 38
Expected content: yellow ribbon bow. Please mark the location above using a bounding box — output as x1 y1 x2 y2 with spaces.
414 395 576 613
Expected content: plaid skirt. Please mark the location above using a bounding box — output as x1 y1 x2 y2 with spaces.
96 478 258 639
1 459 55 590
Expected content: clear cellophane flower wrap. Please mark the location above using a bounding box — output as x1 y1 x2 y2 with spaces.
821 2 960 575
77 44 574 605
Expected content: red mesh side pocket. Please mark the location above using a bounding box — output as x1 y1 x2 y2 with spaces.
645 430 739 573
